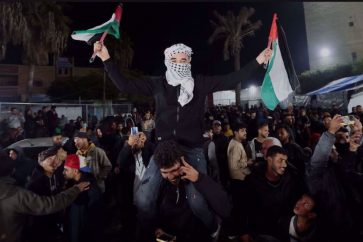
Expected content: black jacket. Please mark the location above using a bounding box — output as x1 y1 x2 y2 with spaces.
104 59 261 148
26 165 65 242
65 173 103 242
241 164 305 240
156 174 232 242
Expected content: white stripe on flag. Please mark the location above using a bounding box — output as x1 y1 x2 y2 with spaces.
269 40 292 101
71 13 116 41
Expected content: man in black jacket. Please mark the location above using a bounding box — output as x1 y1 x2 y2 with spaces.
141 140 231 242
239 146 305 242
93 41 271 234
26 146 66 242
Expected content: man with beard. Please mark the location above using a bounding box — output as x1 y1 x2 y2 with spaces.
116 131 155 241
63 154 103 242
74 131 112 193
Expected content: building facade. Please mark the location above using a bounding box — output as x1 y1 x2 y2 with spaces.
304 2 363 70
0 57 103 102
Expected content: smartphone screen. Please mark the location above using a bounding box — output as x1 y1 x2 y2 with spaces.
131 126 139 135
341 116 355 126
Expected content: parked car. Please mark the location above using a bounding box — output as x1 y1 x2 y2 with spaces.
5 137 68 161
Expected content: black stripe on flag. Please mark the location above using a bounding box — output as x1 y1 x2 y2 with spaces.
277 20 301 94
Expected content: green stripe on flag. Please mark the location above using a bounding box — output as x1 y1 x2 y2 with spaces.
261 41 280 110
72 21 120 39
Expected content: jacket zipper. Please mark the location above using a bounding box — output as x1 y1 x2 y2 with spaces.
174 87 180 136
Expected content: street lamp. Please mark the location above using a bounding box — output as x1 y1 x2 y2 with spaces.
320 47 331 57
249 85 256 94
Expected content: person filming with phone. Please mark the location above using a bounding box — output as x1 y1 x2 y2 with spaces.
138 140 231 242
116 129 155 241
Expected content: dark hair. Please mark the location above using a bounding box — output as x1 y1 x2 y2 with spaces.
154 140 183 169
231 122 247 133
8 148 18 155
38 145 62 163
258 122 269 129
0 151 15 177
266 145 287 158
337 127 349 133
276 124 295 143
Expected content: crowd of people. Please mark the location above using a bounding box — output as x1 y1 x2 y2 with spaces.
2 42 363 242
1 102 363 242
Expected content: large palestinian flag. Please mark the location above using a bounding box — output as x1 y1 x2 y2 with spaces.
261 14 300 110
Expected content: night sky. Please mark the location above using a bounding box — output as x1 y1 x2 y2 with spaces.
2 2 308 88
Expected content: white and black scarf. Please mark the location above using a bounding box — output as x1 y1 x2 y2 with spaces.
164 43 194 107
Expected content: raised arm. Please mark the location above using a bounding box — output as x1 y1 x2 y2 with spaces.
15 183 88 215
200 48 272 93
307 115 343 177
94 41 155 96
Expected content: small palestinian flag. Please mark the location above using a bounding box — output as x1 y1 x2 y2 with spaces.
71 4 123 45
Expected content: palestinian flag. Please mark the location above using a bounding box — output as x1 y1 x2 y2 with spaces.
71 4 123 45
261 13 300 110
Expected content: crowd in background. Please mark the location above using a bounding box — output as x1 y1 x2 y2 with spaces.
1 102 363 242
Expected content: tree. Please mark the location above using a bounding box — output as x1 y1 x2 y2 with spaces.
0 0 70 101
208 7 262 106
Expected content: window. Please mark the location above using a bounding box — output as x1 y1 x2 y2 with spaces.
349 21 354 27
352 52 357 62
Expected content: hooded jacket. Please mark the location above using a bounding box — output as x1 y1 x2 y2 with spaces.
10 147 36 187
0 177 80 242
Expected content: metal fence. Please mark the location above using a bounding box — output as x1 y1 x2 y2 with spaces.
0 102 133 125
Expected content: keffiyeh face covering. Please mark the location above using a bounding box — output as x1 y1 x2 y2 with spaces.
164 43 194 107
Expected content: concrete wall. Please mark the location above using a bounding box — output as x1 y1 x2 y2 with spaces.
304 2 363 70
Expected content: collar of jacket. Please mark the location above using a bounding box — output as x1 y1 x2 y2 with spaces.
77 143 96 157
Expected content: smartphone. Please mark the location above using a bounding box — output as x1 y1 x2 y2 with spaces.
82 123 87 129
341 115 355 126
156 233 174 242
131 126 139 135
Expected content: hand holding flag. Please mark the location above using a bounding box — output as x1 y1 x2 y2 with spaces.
93 41 110 62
